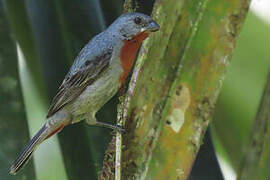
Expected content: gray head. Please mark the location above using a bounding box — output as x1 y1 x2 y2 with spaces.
107 12 160 40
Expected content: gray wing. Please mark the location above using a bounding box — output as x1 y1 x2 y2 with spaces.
46 48 113 118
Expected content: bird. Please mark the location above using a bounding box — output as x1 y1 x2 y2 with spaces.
9 12 160 175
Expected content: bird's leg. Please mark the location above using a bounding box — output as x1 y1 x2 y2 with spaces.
85 113 125 133
95 121 125 133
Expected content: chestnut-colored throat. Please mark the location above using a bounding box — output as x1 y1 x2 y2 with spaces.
119 32 149 84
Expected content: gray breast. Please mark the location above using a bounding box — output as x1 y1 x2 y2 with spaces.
66 46 123 119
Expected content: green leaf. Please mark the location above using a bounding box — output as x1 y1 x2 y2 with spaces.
0 2 35 179
3 0 68 179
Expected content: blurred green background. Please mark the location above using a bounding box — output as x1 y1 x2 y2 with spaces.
211 11 270 179
0 0 269 179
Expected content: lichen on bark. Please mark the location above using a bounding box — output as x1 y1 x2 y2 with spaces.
100 0 251 179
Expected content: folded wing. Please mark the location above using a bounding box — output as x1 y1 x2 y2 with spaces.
46 49 113 118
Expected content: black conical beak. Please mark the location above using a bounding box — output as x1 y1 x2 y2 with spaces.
142 20 160 32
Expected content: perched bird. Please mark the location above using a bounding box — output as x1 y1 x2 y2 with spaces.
9 12 159 175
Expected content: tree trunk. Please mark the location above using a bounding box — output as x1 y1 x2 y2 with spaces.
100 0 251 179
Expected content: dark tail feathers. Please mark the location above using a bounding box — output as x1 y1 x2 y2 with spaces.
9 124 48 175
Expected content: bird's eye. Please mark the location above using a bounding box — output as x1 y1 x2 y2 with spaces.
134 17 142 24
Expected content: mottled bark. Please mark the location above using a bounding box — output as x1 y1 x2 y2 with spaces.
100 0 251 179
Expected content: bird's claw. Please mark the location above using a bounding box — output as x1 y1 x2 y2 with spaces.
114 124 126 134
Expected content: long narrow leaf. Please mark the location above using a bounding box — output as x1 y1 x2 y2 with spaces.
0 2 35 179
3 1 67 179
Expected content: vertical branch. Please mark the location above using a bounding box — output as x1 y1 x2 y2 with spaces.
115 96 124 180
115 67 142 180
102 0 250 179
145 0 250 178
115 0 139 179
238 70 270 180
